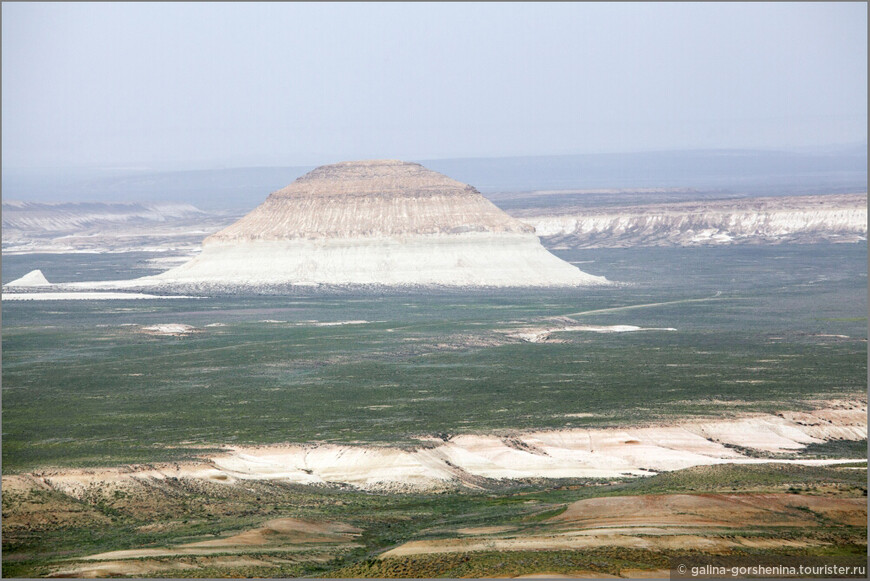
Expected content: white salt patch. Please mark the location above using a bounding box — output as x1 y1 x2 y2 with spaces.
565 325 677 333
509 324 677 342
3 292 193 301
142 324 196 335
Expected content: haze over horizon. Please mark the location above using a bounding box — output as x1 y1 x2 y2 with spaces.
2 2 867 171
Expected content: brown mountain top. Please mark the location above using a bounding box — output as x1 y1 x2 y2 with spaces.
274 160 471 198
206 160 532 244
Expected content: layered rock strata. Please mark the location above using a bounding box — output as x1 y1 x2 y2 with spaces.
155 160 604 287
515 193 867 248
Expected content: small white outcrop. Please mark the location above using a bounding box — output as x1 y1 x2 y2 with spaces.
5 269 51 287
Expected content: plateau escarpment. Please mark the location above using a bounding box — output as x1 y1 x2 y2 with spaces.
1 200 225 254
514 193 867 248
155 160 604 287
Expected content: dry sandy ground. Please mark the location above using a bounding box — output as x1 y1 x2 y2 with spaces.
78 517 361 561
551 493 867 528
504 572 670 579
50 493 863 578
380 533 816 558
47 518 360 577
379 492 865 559
48 555 331 578
4 400 865 496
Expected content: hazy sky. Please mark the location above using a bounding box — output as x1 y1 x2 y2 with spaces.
2 2 867 169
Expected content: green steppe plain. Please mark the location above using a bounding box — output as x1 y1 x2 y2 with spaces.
3 244 866 471
2 243 867 578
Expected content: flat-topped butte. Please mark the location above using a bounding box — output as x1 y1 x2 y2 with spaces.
153 160 605 287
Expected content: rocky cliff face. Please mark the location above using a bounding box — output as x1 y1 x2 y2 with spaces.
2 201 225 254
515 194 867 248
157 160 604 287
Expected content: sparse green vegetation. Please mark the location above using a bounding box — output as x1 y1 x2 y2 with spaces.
3 463 867 578
800 439 868 459
3 244 867 472
329 549 675 578
328 546 870 579
3 243 867 577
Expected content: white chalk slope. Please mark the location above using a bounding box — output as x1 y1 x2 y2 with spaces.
155 160 605 287
518 194 867 248
4 269 51 287
9 401 864 494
